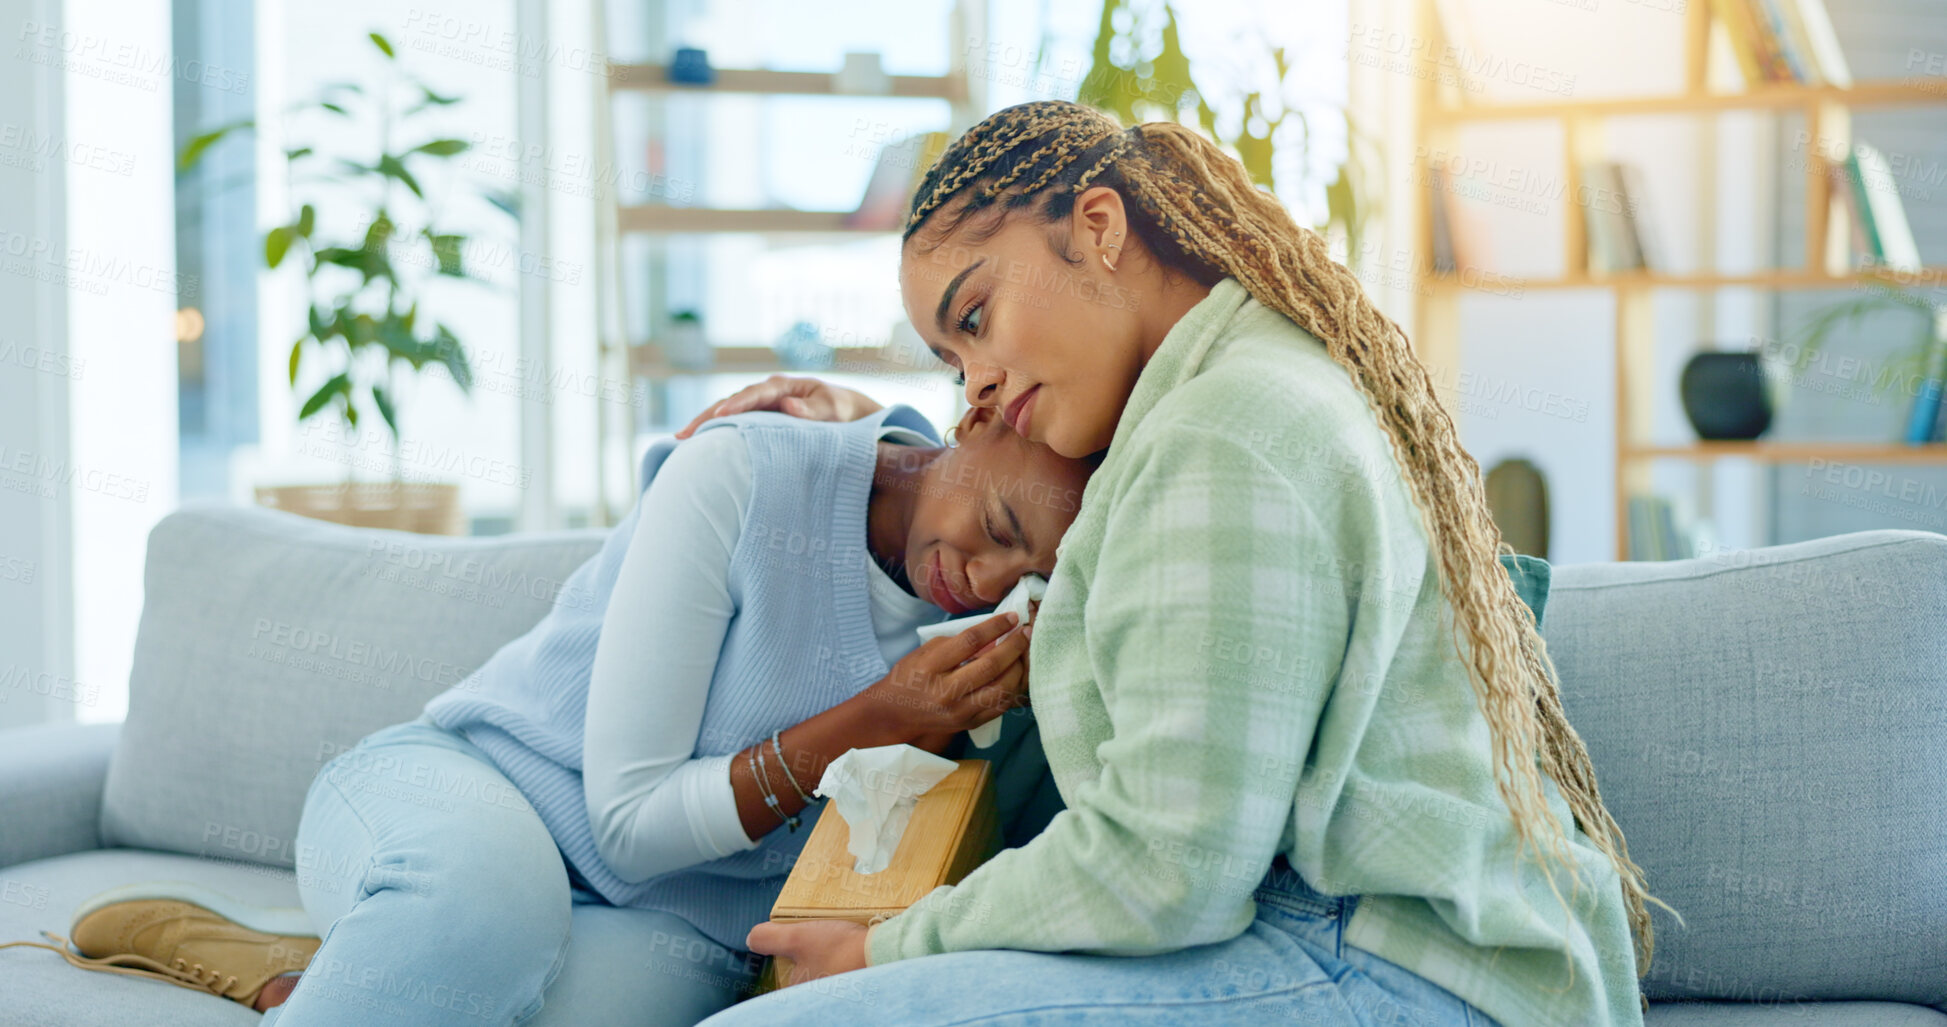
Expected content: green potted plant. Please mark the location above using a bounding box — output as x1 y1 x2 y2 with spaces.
1072 1 1370 263
1787 286 1944 433
179 30 513 534
664 309 711 371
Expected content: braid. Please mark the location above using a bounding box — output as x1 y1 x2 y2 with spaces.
906 101 1669 985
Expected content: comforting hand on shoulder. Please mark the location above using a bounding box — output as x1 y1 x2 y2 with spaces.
674 375 884 439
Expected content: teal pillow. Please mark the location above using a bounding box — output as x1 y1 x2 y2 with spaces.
1498 552 1551 629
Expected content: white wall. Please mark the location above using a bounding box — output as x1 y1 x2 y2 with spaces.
0 0 181 727
0 0 75 729
64 0 182 724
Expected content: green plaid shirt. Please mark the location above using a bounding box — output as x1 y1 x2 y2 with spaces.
868 279 1643 1027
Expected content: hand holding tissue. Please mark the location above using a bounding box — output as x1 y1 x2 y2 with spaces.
914 573 1047 748
814 744 958 874
758 753 1002 994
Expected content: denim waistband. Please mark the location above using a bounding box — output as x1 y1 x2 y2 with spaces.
1252 854 1359 924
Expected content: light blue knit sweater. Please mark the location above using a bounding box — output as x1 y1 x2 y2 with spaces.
423 404 940 948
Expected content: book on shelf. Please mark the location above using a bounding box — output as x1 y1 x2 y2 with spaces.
1709 0 1768 84
1426 166 1491 276
1919 307 1947 444
844 131 948 231
1627 494 1695 561
1617 164 1662 272
1787 0 1851 86
1429 167 1457 274
1429 0 1483 96
1753 0 1810 82
1581 161 1653 274
1711 0 1850 86
1847 143 1922 273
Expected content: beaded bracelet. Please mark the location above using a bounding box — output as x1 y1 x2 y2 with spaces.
771 729 815 805
753 743 801 832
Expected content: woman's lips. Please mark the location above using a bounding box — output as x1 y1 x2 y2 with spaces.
926 551 973 615
1004 385 1040 438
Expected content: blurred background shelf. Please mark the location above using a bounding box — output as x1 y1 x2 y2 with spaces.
588 1 986 524
1410 0 1947 560
1426 79 1947 123
1626 442 1947 464
617 206 892 235
1427 268 1947 292
627 343 926 377
609 64 968 100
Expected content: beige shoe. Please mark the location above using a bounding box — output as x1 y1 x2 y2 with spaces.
0 882 319 1007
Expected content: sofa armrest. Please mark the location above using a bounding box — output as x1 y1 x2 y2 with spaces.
0 722 119 869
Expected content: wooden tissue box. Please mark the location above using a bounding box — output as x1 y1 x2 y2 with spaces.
753 758 1000 993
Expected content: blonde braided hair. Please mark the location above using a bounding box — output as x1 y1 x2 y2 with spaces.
906 101 1668 985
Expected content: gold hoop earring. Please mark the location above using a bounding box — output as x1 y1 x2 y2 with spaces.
1101 243 1122 272
944 425 961 447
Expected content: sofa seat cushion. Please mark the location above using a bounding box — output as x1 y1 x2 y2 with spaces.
1648 1001 1947 1025
1545 530 1947 1009
101 504 605 870
0 849 298 1026
0 848 752 1026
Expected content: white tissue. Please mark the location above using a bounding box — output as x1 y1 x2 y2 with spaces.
815 744 959 874
913 574 1047 748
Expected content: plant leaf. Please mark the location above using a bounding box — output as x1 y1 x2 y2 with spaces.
314 246 392 285
410 138 469 157
434 324 472 393
362 213 396 254
299 372 351 420
288 337 304 386
177 119 254 172
377 311 420 362
427 232 465 276
483 189 520 220
265 226 294 269
406 85 463 115
372 384 398 441
370 32 395 58
320 102 351 116
296 204 316 237
376 154 423 199
284 146 314 162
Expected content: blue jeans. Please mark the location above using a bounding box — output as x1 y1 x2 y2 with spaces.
262 715 756 1026
700 858 1499 1026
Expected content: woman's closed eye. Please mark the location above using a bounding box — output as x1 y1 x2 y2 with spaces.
955 300 985 338
982 502 1013 548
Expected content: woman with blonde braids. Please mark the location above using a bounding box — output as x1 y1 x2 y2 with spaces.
691 100 1656 1026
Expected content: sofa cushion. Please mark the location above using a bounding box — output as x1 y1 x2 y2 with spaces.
1647 1001 1947 1026
0 849 752 1026
0 850 299 1026
1545 530 1947 1011
1501 552 1550 628
101 504 605 871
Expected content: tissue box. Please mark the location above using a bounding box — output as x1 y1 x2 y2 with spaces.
754 759 999 993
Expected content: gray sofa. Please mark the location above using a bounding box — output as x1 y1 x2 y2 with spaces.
1 503 1942 1025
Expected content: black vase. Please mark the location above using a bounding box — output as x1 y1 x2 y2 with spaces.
1679 350 1776 440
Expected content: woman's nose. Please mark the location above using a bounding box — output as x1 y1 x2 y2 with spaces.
963 362 1003 406
968 553 1031 606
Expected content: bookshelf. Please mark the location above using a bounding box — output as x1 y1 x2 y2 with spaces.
1410 0 1947 561
587 6 985 525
